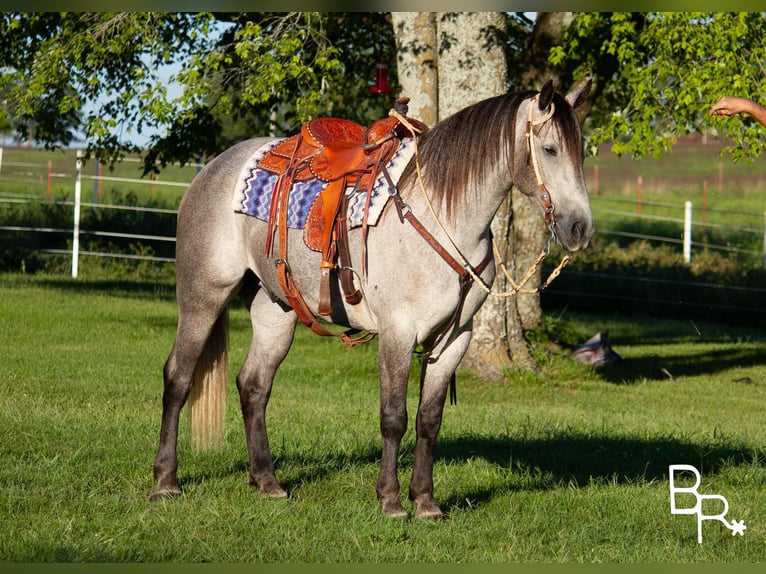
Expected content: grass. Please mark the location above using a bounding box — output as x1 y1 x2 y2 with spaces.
2 272 766 562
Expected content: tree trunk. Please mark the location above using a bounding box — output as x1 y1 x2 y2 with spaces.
521 12 576 90
391 12 570 380
434 12 507 116
434 12 516 381
391 12 437 127
510 187 547 330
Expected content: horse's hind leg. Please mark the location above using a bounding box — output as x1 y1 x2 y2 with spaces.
236 288 296 497
150 296 232 500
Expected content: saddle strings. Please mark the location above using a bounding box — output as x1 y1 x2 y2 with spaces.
389 97 572 299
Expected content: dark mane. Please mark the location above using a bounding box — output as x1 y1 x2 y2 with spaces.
398 89 583 220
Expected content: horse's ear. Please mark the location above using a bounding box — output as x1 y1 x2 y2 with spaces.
538 80 554 111
565 78 592 110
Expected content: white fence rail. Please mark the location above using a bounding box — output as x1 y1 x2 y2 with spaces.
2 149 766 277
0 148 194 277
590 195 766 267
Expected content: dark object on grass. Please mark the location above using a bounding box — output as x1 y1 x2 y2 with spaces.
571 331 623 366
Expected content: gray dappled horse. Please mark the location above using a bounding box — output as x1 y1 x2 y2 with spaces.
150 80 594 518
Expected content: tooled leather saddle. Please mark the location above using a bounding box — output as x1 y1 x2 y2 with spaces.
256 98 427 338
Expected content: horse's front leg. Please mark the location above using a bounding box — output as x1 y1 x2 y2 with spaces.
237 291 296 498
376 331 415 518
409 329 473 519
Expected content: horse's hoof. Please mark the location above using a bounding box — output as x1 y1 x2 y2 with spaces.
260 486 288 499
250 474 288 499
148 487 182 502
257 480 288 499
380 498 409 518
414 499 444 519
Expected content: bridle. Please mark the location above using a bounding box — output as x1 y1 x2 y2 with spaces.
526 95 557 230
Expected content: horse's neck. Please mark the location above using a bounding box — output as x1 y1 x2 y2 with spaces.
400 162 510 259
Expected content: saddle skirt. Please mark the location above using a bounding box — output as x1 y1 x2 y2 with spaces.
232 136 416 237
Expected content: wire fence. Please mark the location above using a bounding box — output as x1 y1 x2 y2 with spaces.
1 147 766 319
591 195 766 266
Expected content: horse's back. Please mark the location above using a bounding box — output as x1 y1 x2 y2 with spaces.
175 138 277 296
180 137 275 217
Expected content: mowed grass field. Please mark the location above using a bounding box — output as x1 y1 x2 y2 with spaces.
2 273 766 563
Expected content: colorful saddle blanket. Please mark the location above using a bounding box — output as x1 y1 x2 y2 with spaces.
232 137 416 229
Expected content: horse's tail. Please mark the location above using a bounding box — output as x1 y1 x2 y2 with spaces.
188 310 229 452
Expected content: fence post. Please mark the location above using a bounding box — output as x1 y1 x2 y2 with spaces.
92 158 101 215
763 212 766 270
683 200 692 263
593 164 599 196
72 150 83 278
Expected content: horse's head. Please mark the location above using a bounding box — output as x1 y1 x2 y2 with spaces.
514 79 595 252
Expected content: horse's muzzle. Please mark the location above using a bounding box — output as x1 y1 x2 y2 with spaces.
558 215 594 252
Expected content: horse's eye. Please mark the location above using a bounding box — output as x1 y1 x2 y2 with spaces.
543 145 557 156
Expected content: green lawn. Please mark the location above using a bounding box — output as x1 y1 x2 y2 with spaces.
2 273 766 562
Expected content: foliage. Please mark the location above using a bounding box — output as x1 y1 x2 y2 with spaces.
1 13 210 164
6 11 766 173
0 12 394 174
551 12 766 161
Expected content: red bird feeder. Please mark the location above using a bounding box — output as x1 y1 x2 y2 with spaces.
369 61 393 94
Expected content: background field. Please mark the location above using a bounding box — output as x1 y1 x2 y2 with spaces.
2 273 766 562
4 136 766 325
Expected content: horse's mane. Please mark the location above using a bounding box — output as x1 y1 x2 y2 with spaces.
398 89 583 220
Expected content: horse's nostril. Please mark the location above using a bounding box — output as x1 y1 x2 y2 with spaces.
572 221 583 242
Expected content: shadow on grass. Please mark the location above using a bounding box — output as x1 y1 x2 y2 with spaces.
595 344 766 383
438 430 759 483
174 427 763 517
435 430 763 514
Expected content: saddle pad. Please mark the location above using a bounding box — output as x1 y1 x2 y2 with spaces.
232 137 416 230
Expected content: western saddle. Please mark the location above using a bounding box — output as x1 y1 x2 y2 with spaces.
256 98 427 342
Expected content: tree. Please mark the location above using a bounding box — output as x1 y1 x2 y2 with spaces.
392 12 766 379
393 12 546 379
0 12 395 173
551 12 766 162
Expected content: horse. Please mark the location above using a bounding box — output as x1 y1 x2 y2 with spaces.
149 79 594 519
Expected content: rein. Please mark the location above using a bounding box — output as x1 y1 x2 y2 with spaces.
388 93 572 300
